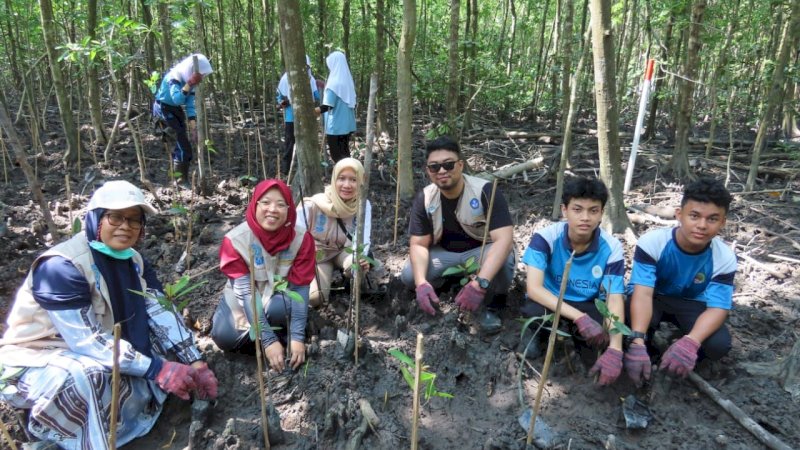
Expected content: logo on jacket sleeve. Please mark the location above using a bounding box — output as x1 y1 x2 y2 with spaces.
470 198 479 209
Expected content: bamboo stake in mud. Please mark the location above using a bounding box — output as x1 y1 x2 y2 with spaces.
109 323 122 449
526 251 575 446
65 174 72 231
392 161 401 246
0 417 17 450
411 333 424 450
352 74 379 366
477 179 499 266
249 251 271 450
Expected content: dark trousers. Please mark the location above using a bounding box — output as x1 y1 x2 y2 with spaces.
520 298 603 348
282 121 295 174
633 295 731 361
160 103 193 163
210 296 292 354
327 134 350 162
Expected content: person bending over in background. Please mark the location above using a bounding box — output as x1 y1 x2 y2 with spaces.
153 53 213 183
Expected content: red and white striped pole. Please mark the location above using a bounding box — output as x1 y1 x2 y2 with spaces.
624 59 656 194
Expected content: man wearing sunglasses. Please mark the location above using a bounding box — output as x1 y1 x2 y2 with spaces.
400 136 515 333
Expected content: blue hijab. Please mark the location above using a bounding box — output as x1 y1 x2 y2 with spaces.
86 208 152 357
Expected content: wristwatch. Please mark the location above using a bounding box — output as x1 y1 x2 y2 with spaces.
472 275 490 289
626 331 648 344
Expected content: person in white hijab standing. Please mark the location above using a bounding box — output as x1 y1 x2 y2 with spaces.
152 54 213 183
315 51 356 163
276 55 320 176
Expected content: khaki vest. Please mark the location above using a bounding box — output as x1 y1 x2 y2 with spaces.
301 201 358 262
221 222 307 330
0 233 147 366
423 174 490 245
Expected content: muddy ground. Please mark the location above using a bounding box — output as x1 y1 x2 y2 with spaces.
1 109 799 450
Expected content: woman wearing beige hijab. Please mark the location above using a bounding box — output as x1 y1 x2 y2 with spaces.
297 158 372 307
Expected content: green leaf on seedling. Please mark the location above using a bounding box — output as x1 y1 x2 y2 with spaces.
362 254 378 267
344 247 354 254
315 249 325 262
72 217 82 235
595 299 610 317
611 320 632 335
442 266 463 277
285 290 304 303
399 366 414 389
460 278 468 286
433 391 454 399
249 290 264 340
168 205 188 215
173 280 207 299
239 175 258 183
388 348 415 367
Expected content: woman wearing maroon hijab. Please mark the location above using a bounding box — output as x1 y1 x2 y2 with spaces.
211 180 316 371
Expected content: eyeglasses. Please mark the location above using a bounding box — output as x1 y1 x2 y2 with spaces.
426 160 458 173
104 213 143 230
257 200 289 210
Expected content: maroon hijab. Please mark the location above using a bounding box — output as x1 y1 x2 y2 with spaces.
245 179 297 255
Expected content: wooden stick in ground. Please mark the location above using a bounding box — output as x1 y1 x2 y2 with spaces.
108 323 122 449
65 174 72 230
688 372 793 450
411 333 424 450
249 251 271 450
526 251 575 446
477 179 499 266
0 416 18 450
352 74 378 366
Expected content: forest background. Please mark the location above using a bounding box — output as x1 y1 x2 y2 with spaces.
1 0 800 448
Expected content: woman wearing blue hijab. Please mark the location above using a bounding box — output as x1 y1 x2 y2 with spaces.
0 180 217 449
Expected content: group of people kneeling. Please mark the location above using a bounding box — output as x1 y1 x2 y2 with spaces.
0 135 736 448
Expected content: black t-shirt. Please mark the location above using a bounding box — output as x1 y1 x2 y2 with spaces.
408 182 513 252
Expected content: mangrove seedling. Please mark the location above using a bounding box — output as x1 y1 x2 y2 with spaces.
343 243 378 272
441 255 480 286
595 298 632 336
129 273 208 324
388 348 453 402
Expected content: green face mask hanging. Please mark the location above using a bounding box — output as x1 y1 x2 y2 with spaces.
89 241 135 260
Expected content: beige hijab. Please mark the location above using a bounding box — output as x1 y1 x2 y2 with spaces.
308 158 364 218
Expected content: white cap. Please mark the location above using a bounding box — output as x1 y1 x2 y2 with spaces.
87 180 158 215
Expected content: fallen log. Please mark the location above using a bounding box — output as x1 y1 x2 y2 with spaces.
696 157 798 178
476 157 546 181
688 372 793 450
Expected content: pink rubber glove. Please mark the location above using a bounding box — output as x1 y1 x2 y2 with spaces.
589 348 623 386
454 282 485 312
659 336 700 378
624 343 652 387
155 361 197 400
415 282 440 316
575 314 609 348
191 362 219 400
186 72 203 87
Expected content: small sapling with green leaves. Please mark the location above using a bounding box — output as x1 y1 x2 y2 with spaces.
594 298 632 336
343 243 378 272
441 256 480 286
388 348 453 402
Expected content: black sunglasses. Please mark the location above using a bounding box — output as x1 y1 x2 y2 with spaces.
426 160 458 172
